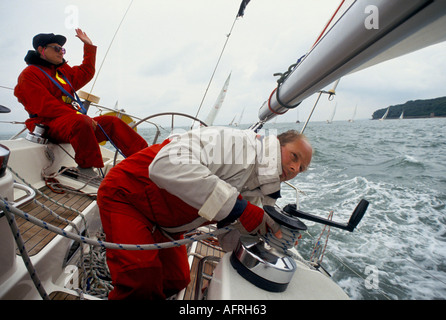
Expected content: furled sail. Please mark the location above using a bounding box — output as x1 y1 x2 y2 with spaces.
258 0 446 122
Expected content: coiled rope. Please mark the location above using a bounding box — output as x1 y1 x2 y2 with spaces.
262 225 301 253
261 225 314 269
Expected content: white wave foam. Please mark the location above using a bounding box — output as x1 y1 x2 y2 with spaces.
278 174 446 299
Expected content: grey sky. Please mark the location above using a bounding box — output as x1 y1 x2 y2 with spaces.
1 0 445 133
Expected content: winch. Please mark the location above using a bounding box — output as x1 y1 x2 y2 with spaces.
230 237 297 292
227 200 368 293
26 124 48 144
229 205 307 292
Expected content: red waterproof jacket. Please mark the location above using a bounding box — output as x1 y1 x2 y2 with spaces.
97 139 196 299
14 44 96 131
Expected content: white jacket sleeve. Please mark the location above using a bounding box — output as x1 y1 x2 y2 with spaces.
148 127 254 222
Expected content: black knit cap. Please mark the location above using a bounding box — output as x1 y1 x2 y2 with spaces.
32 33 66 50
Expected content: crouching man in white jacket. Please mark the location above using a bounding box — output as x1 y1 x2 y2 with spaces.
97 126 312 299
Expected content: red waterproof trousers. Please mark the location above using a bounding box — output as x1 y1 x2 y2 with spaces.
97 140 202 299
43 113 148 168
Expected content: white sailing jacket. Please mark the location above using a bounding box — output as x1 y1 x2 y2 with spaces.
148 126 282 223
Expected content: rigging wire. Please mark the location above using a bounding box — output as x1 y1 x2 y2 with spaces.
192 14 240 125
0 195 231 251
88 0 134 94
193 0 251 123
0 85 13 91
312 0 346 48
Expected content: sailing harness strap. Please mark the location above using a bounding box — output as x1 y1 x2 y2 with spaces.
32 65 126 159
33 66 87 114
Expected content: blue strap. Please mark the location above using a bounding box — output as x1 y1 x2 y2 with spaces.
32 65 87 114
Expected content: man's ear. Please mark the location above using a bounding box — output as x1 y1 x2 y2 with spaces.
37 46 44 55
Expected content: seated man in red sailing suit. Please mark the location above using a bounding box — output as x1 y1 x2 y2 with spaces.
97 126 313 299
14 29 148 174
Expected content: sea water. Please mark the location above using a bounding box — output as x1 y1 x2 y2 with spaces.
271 118 446 300
1 117 445 299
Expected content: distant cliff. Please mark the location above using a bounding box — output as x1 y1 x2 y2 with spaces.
372 96 446 119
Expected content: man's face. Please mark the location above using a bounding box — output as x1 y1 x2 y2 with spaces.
279 138 312 182
39 43 65 65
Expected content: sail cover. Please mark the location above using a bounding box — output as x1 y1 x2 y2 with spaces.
258 0 446 121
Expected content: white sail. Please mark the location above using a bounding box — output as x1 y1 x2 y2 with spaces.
327 102 337 123
228 114 236 126
204 73 231 126
234 106 245 126
258 0 446 122
380 107 390 120
348 104 357 122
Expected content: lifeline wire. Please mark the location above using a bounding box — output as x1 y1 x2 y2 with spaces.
0 197 232 251
5 163 307 256
1 190 303 258
8 165 89 233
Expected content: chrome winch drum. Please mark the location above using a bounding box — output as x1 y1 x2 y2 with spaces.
230 236 297 293
26 124 48 144
229 206 308 292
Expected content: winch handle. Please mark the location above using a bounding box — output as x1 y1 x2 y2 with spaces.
283 199 369 232
347 199 369 231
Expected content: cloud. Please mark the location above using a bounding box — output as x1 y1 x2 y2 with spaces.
1 0 445 133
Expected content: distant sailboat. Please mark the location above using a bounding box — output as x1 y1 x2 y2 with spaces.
228 114 236 126
204 73 231 126
326 102 337 124
348 104 357 122
233 106 245 126
399 110 404 119
380 107 389 121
